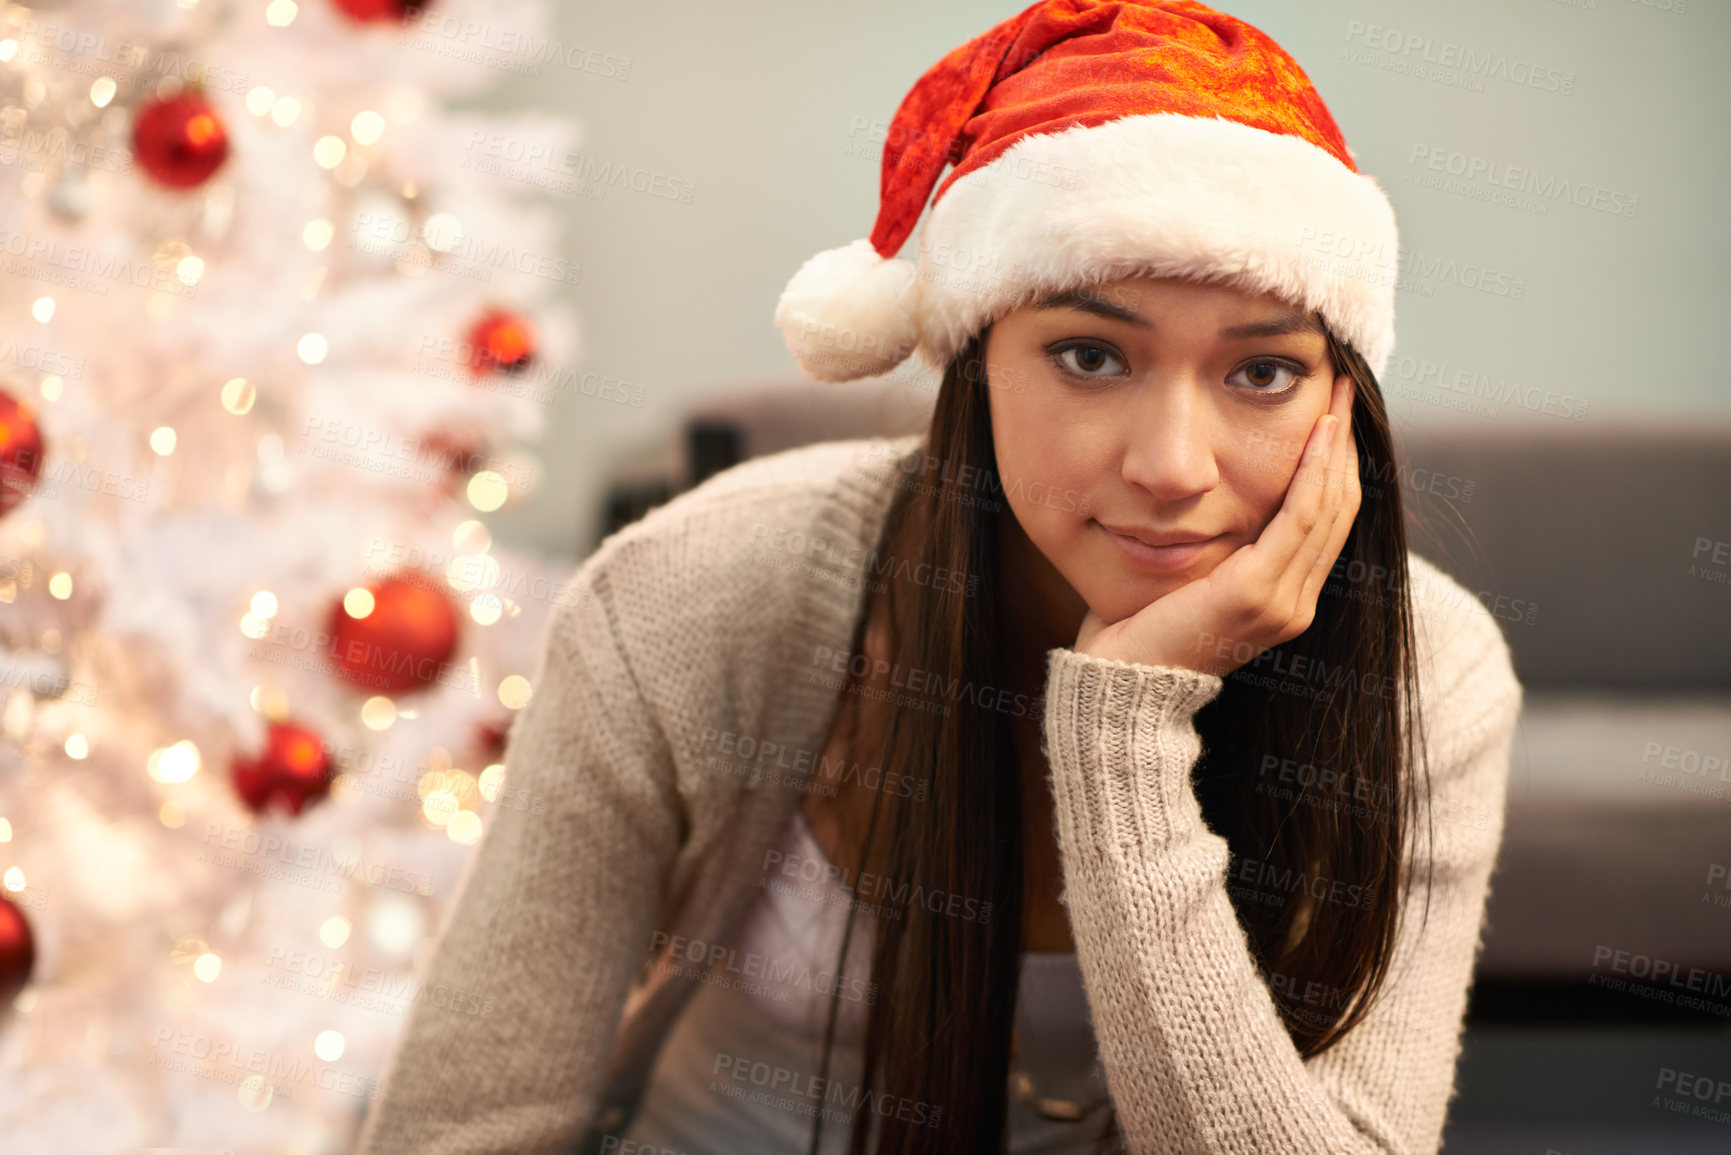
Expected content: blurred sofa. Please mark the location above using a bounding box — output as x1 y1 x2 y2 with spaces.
596 371 1731 1022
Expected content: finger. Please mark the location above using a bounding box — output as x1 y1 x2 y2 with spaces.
1318 375 1355 536
1299 399 1361 613
1250 405 1336 589
1288 377 1356 611
1287 417 1346 600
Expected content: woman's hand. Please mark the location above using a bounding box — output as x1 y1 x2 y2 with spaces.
1073 373 1361 678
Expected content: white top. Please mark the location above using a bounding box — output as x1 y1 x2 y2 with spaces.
617 806 1115 1153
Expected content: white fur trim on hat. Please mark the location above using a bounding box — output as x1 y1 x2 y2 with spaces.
773 237 921 383
913 113 1400 379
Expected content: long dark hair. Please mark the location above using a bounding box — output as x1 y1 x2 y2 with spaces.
804 317 1435 1154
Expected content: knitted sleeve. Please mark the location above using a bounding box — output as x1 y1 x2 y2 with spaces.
1039 607 1521 1154
353 566 682 1155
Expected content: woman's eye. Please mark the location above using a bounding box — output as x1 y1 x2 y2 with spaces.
1051 342 1125 378
1229 359 1305 394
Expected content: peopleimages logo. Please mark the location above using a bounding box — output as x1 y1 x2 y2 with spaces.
646 931 877 1005
1343 20 1576 95
710 1050 943 1129
1406 144 1639 219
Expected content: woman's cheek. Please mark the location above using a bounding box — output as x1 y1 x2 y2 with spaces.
1225 440 1302 534
990 380 1063 498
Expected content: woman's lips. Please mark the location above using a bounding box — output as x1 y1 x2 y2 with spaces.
1095 521 1223 573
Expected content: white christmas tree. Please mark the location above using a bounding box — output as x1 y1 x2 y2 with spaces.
0 0 591 1150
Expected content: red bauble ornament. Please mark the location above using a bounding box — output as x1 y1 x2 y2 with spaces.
325 575 461 694
465 309 537 378
0 389 46 518
132 91 230 190
329 0 429 23
232 721 334 817
0 893 36 1010
474 717 512 764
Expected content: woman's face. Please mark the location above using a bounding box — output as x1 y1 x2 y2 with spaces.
984 274 1350 626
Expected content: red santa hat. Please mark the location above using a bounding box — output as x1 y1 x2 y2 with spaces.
774 0 1399 384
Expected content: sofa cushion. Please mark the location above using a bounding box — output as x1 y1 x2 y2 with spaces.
1479 691 1731 977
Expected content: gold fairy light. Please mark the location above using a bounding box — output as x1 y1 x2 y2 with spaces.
249 684 292 721
466 471 507 512
447 810 482 844
220 377 254 414
420 212 461 253
350 111 385 145
313 135 345 169
237 1076 272 1112
368 894 424 957
421 787 458 827
148 740 202 784
477 763 505 802
497 675 531 710
360 696 396 731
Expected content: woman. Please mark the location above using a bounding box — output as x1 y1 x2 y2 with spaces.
355 3 1523 1154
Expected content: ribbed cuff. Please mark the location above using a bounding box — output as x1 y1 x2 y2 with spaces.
1041 647 1225 850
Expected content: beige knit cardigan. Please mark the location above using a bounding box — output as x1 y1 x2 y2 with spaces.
353 432 1523 1155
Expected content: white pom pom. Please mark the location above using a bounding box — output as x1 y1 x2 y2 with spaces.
773 238 920 383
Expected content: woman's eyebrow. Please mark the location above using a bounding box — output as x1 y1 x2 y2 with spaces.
1032 289 1152 329
1219 313 1324 339
1032 290 1322 340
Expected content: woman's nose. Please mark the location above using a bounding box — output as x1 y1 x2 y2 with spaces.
1117 378 1219 503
